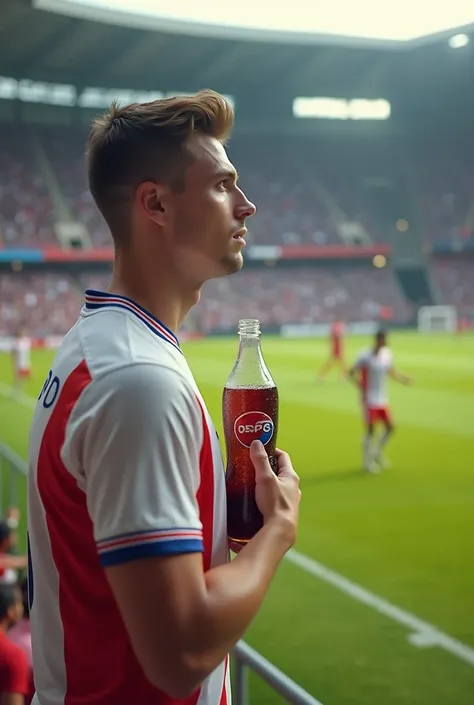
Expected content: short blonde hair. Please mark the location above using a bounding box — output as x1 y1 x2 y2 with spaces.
86 89 234 239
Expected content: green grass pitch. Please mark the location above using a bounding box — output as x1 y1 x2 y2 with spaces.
0 332 473 705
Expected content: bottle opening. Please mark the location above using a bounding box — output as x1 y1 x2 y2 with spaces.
238 319 261 336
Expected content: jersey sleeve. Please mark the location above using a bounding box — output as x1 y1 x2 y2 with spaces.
66 364 205 568
386 350 394 370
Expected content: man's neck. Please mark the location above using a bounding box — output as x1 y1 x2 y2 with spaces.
109 254 200 334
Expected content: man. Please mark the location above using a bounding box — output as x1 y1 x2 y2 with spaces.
0 523 27 586
11 331 31 394
348 329 412 472
317 320 346 381
27 90 301 705
0 584 30 705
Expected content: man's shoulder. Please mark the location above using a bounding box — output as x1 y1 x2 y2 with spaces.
382 346 394 361
51 308 190 387
76 307 184 378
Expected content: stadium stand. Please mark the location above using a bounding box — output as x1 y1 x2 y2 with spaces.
432 257 474 318
0 263 412 337
2 126 474 334
1 129 473 250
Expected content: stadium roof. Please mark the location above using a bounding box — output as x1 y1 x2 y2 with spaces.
1 0 473 124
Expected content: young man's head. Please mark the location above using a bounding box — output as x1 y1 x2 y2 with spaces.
0 584 24 630
374 329 387 351
87 90 256 286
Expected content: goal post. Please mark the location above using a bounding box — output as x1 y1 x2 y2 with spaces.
417 305 458 333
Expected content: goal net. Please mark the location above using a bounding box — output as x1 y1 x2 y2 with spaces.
417 305 458 333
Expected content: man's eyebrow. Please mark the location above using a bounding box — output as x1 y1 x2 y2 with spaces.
215 169 239 182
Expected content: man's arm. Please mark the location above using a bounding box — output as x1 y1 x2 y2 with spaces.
389 368 412 385
2 694 24 705
0 556 27 570
347 354 365 387
75 365 300 699
107 484 295 698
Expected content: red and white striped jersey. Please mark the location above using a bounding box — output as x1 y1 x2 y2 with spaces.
27 289 230 705
354 346 394 407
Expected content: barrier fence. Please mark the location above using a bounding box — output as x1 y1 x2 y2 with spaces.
0 441 323 705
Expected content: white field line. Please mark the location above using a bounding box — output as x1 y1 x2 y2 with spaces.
287 549 474 667
2 382 474 667
0 382 36 409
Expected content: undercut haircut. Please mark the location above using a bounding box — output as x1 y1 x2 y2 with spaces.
86 89 234 242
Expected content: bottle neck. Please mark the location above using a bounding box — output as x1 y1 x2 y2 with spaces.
237 333 264 361
226 332 275 389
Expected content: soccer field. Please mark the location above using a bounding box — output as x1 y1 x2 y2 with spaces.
0 332 473 705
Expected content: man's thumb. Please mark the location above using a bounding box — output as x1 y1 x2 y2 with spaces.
250 440 273 477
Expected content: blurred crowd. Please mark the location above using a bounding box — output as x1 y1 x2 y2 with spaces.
1 129 473 249
0 265 416 338
0 510 33 704
0 274 81 337
0 128 473 336
197 265 413 331
2 258 474 337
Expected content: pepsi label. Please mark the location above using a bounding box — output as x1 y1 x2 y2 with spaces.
234 411 274 448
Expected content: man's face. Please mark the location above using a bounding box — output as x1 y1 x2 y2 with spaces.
166 133 256 284
6 589 24 628
376 334 386 350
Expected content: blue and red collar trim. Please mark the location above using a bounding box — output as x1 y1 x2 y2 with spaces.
84 289 181 353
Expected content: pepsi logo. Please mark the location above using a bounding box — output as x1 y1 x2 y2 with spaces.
234 411 274 448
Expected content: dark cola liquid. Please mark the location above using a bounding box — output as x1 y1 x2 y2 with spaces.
223 386 279 544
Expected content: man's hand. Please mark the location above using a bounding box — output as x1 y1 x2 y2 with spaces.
251 441 300 547
390 370 413 386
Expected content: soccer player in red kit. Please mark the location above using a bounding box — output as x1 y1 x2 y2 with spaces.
27 90 301 705
348 330 412 472
317 320 346 381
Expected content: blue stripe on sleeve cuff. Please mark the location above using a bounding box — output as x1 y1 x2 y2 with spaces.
99 538 204 567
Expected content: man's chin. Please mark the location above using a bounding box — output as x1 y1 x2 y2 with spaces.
223 252 244 274
209 253 244 279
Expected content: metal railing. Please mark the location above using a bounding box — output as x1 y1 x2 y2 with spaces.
233 641 323 705
0 441 323 705
0 440 25 513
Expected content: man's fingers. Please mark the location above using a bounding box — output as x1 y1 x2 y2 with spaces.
250 440 274 477
275 448 298 481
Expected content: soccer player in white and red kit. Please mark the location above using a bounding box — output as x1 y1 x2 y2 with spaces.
11 331 32 391
27 91 301 705
349 330 412 472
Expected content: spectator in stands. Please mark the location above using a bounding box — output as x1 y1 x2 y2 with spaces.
0 523 27 586
8 578 34 705
8 578 31 668
0 583 30 704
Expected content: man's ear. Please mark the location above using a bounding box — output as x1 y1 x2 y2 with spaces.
136 181 170 227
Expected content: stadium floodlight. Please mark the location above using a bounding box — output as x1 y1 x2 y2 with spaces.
448 33 470 48
34 0 474 46
293 97 391 120
417 306 458 334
